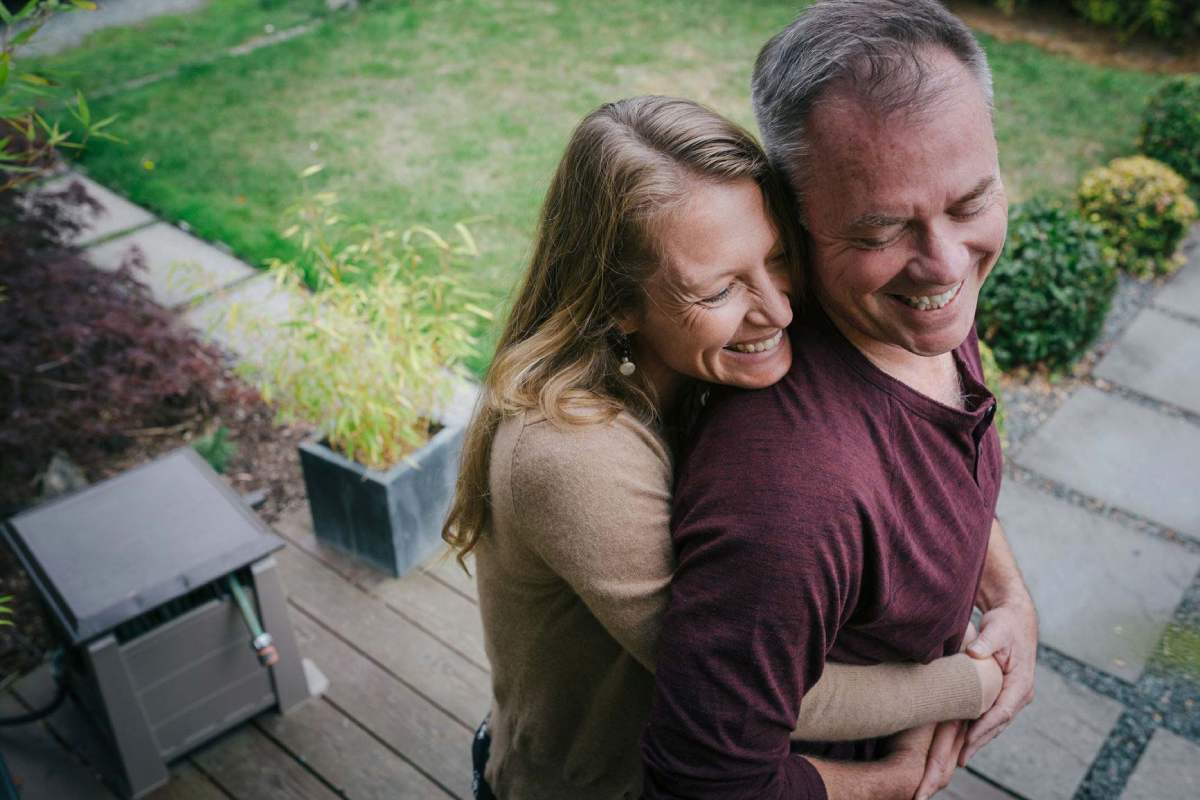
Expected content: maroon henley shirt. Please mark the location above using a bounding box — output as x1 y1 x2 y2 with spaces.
640 306 1003 799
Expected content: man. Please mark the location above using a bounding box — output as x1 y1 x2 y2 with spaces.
640 2 1037 798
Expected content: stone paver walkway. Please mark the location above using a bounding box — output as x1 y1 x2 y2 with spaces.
29 173 1200 799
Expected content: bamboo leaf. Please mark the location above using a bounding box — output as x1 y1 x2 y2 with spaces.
10 23 42 48
13 0 38 23
75 89 90 126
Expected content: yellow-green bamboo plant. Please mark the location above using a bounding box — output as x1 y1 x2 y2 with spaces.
227 166 493 470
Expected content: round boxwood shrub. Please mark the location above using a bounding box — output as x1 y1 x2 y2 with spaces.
977 339 1007 447
1140 76 1200 198
1078 155 1198 279
977 199 1116 370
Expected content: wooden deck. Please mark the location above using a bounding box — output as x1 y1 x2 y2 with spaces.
0 506 1013 799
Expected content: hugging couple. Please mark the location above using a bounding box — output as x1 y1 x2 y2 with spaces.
442 1 1039 798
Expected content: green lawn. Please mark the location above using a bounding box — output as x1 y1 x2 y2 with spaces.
30 0 1170 370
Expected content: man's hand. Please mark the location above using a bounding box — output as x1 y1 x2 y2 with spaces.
914 720 966 800
961 598 1037 764
884 722 939 794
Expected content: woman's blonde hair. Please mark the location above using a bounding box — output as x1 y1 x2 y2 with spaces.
442 95 802 566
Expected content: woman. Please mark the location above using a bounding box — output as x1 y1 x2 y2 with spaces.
442 96 1000 800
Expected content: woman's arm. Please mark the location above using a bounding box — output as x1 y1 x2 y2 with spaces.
795 653 1001 741
510 413 995 740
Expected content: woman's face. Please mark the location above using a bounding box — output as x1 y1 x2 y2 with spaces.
626 178 794 393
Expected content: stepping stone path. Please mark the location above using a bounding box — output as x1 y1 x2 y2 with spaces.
35 174 1200 799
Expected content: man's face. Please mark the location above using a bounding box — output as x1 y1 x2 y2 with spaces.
799 52 1008 361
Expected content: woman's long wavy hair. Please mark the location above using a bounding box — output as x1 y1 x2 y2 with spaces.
442 95 802 567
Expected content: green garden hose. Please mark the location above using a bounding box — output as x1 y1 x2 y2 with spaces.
224 575 279 667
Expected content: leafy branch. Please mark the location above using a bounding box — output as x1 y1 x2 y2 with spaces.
1 0 120 191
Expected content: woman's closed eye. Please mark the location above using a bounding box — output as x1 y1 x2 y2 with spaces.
698 284 735 306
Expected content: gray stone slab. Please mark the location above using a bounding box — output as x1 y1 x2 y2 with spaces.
14 0 207 58
998 481 1200 681
1121 728 1200 800
944 770 1017 799
182 273 303 361
87 223 256 309
1156 229 1200 321
1095 308 1200 415
37 172 155 245
970 665 1123 800
1014 387 1200 538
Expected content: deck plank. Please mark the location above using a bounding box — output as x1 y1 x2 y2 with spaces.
256 696 451 800
273 509 488 669
146 762 230 800
0 692 119 799
9 666 230 799
421 551 478 604
370 570 488 669
191 724 336 800
289 610 475 799
275 543 490 727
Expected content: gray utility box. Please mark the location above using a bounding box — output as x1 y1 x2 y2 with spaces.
3 448 310 799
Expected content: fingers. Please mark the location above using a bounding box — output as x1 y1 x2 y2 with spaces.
966 619 1006 658
915 721 962 800
962 699 1015 764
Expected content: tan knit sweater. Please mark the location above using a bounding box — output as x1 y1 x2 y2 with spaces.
475 410 984 800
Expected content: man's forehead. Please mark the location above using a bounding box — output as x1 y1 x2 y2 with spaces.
802 84 997 220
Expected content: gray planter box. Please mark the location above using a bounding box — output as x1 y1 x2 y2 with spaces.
298 425 465 577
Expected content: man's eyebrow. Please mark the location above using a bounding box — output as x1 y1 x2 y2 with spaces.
850 211 908 229
849 176 997 230
953 175 997 206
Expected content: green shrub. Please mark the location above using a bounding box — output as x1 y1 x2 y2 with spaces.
1140 76 1200 197
977 340 1007 447
1078 155 1198 278
991 1 1200 43
977 198 1116 370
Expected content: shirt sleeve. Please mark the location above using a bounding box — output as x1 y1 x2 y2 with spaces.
509 414 675 672
640 408 864 800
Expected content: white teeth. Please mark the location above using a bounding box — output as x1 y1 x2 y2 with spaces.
899 281 962 311
726 330 784 354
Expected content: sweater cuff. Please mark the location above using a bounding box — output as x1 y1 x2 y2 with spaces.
909 652 984 723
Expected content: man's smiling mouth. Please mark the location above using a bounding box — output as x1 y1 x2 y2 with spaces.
891 281 963 311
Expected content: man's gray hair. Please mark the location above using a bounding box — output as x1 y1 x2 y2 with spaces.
752 0 993 202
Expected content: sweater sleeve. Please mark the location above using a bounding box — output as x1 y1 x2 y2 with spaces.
794 655 983 741
508 413 675 672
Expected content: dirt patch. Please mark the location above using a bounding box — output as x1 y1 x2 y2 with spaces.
948 1 1200 74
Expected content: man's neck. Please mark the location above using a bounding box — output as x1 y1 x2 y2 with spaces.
823 306 965 410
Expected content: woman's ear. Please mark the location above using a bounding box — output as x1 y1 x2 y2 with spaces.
615 310 640 336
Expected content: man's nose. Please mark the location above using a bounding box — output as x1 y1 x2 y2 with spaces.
915 220 971 285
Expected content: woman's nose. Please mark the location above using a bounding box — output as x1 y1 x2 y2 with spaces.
748 268 793 328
